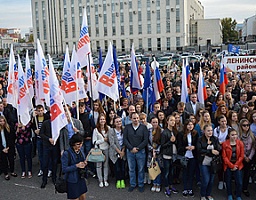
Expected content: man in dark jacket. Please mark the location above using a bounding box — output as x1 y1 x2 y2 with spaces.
39 119 59 188
123 112 149 193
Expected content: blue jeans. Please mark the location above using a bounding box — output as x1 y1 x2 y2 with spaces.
126 149 146 187
42 145 59 183
183 158 196 190
114 158 126 181
16 143 32 172
83 139 92 158
37 138 44 170
163 158 173 187
225 168 242 198
153 158 162 186
200 165 215 197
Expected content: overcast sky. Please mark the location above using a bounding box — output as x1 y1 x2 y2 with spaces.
0 0 255 36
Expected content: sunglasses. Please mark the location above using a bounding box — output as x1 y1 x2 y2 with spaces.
242 124 250 127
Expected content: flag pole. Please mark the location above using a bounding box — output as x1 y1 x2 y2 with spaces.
63 98 74 128
87 53 93 108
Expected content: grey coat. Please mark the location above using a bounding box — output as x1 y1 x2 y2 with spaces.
109 128 126 164
59 118 85 152
185 101 204 115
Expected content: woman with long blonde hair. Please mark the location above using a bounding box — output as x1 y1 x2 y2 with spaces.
0 116 17 180
195 110 215 137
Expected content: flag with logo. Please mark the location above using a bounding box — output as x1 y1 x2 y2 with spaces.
37 39 50 106
198 67 208 105
25 50 34 102
96 42 119 102
7 44 18 108
17 55 31 125
34 51 44 106
48 55 68 144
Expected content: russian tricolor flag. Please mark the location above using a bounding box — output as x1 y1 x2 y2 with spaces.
186 63 191 88
220 57 227 95
181 59 189 103
198 67 208 105
153 58 164 101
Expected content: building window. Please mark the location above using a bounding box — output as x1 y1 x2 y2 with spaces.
111 3 115 11
147 24 151 34
104 14 107 24
95 5 98 13
129 12 133 23
129 25 133 35
72 17 76 38
157 23 161 34
176 8 180 21
176 22 180 33
121 39 125 51
95 15 99 25
148 38 152 51
104 40 108 52
138 0 141 9
176 37 180 47
147 0 150 8
112 26 116 36
103 3 106 11
138 11 142 22
176 0 179 5
166 9 170 20
156 0 160 7
166 21 170 33
130 39 133 48
138 24 142 34
44 43 48 54
120 2 123 10
63 0 66 6
96 27 99 36
147 10 151 21
121 26 124 35
104 26 107 36
167 37 171 50
156 10 160 21
112 13 116 24
129 0 132 9
166 0 170 6
139 38 142 49
157 38 161 51
96 41 99 49
120 12 124 23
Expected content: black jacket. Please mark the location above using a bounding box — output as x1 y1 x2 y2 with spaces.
161 128 177 156
197 135 221 164
177 131 198 158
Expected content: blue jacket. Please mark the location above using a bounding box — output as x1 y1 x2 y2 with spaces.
61 147 86 183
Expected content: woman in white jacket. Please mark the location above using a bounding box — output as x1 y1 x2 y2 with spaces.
92 113 110 188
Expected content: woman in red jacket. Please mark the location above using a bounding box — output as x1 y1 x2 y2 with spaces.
222 128 244 200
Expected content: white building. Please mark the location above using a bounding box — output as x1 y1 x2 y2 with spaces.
242 15 256 42
31 0 205 55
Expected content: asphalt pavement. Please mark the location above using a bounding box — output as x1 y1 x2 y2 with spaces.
0 156 255 200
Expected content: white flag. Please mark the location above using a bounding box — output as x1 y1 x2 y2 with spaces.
17 55 31 125
34 51 44 106
24 50 34 108
7 44 18 108
48 55 68 144
96 42 119 101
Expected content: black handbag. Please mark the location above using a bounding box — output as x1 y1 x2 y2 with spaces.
55 177 67 193
210 156 222 174
180 156 189 168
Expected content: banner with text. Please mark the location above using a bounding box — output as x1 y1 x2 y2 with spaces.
223 56 256 72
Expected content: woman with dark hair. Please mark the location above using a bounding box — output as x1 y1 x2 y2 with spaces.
237 104 249 121
222 128 244 200
0 116 16 180
106 109 116 128
91 99 105 127
92 113 110 188
197 124 221 200
177 119 198 197
161 115 178 197
109 116 126 189
250 110 256 136
227 110 239 133
172 111 183 132
61 133 87 200
156 110 167 129
15 121 33 178
148 117 163 192
238 118 255 197
214 103 229 126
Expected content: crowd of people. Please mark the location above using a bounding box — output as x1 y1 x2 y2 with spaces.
0 54 256 200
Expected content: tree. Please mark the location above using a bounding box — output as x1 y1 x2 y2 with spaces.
221 18 239 44
28 34 34 43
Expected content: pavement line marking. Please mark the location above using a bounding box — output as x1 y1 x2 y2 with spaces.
14 183 40 189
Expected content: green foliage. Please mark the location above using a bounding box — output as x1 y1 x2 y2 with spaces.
28 34 34 43
221 18 238 44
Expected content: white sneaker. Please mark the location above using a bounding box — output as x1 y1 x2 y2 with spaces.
155 186 161 192
99 182 104 188
104 181 109 187
47 170 52 178
218 181 224 190
151 185 156 192
37 170 43 177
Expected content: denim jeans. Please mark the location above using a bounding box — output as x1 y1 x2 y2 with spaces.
114 158 126 181
200 165 215 197
163 158 173 188
225 168 242 198
42 145 59 183
126 149 146 187
37 138 44 170
183 158 196 190
153 158 162 186
16 143 32 172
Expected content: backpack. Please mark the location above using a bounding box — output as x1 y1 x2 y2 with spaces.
55 151 71 194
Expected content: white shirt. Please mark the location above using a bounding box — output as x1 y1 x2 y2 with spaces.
191 102 197 115
1 129 6 148
185 133 194 158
